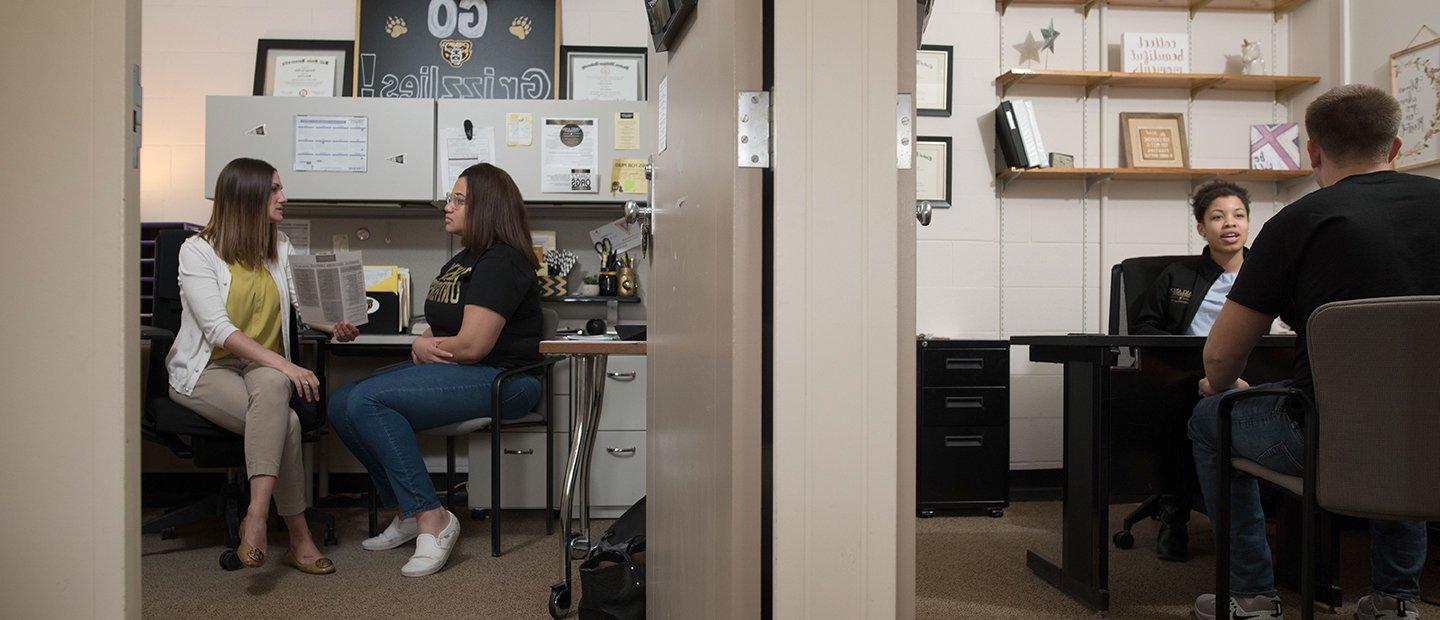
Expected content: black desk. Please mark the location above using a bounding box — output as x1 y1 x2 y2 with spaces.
1012 334 1325 612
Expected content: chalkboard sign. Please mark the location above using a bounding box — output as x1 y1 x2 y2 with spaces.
356 0 557 100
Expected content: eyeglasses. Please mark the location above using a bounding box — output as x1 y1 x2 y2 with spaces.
444 192 466 206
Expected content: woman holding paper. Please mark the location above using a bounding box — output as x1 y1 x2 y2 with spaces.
166 157 358 574
328 163 544 577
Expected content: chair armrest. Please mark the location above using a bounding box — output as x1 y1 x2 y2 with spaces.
299 328 331 343
491 355 567 415
141 326 174 341
1216 386 1316 479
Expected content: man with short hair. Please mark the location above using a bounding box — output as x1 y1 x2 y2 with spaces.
1189 84 1440 620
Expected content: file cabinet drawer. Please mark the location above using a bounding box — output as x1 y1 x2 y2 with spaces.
919 347 1007 387
919 387 1007 427
917 426 1008 505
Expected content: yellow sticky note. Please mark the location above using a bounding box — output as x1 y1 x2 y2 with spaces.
614 111 640 151
506 113 533 146
610 158 648 194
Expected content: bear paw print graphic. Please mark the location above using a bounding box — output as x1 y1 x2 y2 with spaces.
385 16 407 38
509 16 532 40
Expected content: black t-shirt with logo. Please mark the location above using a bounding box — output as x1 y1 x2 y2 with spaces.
1228 170 1440 394
424 244 543 369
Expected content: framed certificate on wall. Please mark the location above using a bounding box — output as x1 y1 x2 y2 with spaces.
916 45 952 117
915 136 951 208
253 39 353 97
561 46 648 101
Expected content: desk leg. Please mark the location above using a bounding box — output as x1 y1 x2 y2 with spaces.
1027 358 1110 612
557 354 609 578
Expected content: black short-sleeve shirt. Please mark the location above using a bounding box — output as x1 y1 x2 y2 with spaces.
1228 170 1440 393
424 244 543 369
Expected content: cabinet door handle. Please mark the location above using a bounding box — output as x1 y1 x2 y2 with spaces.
944 357 983 370
944 396 984 409
606 447 637 455
607 372 637 381
503 448 534 455
944 435 983 448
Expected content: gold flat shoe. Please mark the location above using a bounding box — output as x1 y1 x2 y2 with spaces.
282 551 336 575
235 542 266 568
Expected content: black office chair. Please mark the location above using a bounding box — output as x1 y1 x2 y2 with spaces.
1106 256 1193 550
140 229 336 569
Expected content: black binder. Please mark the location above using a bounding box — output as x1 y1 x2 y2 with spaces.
995 101 1030 169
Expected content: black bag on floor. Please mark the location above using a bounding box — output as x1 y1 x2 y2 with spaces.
579 496 645 620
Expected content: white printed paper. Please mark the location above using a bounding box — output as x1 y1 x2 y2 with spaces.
657 76 668 153
589 217 644 254
440 126 495 188
506 113 533 146
289 251 369 326
278 219 310 254
294 115 367 173
540 118 599 193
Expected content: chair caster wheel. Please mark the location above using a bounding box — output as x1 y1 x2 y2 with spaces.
548 582 572 618
1113 530 1135 549
988 508 1005 518
219 550 244 571
471 508 490 521
161 527 177 540
917 510 935 519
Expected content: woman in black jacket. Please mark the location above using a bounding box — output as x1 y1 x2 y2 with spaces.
1131 180 1251 562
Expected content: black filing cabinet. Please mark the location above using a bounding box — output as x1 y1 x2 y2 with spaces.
917 338 1010 518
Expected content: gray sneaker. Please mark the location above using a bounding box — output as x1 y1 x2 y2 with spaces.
1356 594 1420 620
1192 593 1283 620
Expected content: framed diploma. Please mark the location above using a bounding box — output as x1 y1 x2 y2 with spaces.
915 136 951 208
916 45 952 117
561 46 648 101
253 39 353 97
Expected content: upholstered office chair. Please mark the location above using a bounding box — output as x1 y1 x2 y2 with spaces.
368 307 565 557
1215 297 1440 619
1106 256 1193 550
141 229 336 567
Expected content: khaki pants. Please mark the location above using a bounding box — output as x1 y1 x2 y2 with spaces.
169 358 307 516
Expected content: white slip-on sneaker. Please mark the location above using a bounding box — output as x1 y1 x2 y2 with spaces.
1192 593 1283 620
362 515 420 551
1356 593 1420 620
400 511 460 577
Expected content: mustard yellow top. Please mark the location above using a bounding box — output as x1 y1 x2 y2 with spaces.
210 263 283 359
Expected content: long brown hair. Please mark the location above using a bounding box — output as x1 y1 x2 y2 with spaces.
458 163 539 269
201 157 278 270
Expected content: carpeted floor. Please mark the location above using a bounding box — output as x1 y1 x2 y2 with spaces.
143 501 1437 618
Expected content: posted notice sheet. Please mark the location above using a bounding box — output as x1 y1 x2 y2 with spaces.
440 125 495 187
540 118 599 193
294 115 367 173
290 251 369 326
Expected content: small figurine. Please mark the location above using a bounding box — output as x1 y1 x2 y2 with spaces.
1241 39 1266 76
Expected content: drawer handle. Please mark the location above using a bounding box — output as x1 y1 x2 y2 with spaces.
944 396 983 409
944 435 983 448
945 357 983 370
607 372 637 381
503 448 534 455
606 447 637 455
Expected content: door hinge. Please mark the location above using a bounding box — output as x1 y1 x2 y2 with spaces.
738 91 772 168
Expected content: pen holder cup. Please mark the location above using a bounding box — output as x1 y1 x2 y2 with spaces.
539 275 568 297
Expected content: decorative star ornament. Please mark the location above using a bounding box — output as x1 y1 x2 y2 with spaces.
1040 19 1061 53
1013 31 1042 66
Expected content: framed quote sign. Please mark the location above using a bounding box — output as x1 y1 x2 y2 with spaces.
1390 35 1440 171
356 0 558 99
1120 112 1188 168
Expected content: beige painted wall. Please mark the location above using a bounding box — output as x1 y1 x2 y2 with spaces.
0 0 140 616
1349 0 1440 179
772 0 904 616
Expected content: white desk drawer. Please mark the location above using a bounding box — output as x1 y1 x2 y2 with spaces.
467 431 561 510
598 356 646 431
588 430 646 508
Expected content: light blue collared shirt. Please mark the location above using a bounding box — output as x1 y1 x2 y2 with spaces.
1185 272 1238 336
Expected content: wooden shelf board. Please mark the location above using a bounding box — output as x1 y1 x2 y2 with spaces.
998 69 1319 97
997 0 1308 13
998 167 1312 183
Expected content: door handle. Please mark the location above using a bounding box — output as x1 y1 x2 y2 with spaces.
945 357 983 370
607 372 637 381
503 448 534 455
944 435 983 448
944 396 983 409
606 447 637 455
916 201 933 226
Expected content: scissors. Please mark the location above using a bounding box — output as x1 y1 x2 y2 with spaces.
593 238 614 266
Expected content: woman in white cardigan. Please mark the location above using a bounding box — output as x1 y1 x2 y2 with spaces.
166 158 357 574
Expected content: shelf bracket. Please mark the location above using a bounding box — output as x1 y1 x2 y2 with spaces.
1189 77 1223 99
1084 75 1109 98
1000 169 1023 192
1082 0 1102 17
999 0 1013 15
1188 0 1215 19
1000 74 1028 97
1084 173 1114 194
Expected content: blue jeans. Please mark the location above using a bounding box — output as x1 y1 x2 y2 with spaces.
1189 382 1428 599
328 362 542 518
